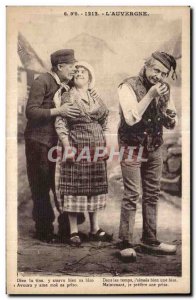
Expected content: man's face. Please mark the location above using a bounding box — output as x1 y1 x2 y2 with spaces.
58 63 76 81
145 60 169 85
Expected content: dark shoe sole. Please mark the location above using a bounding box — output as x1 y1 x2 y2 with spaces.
89 233 113 242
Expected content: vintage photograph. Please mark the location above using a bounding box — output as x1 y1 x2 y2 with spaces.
7 6 190 294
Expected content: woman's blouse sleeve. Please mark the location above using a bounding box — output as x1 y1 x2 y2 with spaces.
55 116 69 142
97 97 109 131
55 92 70 142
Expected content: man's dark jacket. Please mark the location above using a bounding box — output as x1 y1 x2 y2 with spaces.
24 73 60 147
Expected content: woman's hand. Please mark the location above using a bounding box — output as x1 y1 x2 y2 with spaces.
61 137 76 163
62 144 76 163
64 151 75 163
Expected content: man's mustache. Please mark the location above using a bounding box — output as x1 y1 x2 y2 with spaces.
151 77 159 82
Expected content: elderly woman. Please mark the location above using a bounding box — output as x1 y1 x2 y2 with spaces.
55 61 112 246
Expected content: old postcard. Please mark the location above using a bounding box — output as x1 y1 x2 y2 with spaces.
6 6 190 294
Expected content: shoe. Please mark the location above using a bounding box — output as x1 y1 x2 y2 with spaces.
58 212 85 241
78 231 89 242
34 232 58 244
116 240 133 250
140 240 177 255
89 228 113 242
69 233 81 247
119 248 137 262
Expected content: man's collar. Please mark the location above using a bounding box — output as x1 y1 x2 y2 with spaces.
48 71 69 88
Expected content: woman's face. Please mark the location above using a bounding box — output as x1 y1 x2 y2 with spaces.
74 66 90 88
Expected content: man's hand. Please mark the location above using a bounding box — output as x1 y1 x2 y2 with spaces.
89 89 99 98
148 83 169 99
166 115 176 125
162 112 176 129
59 103 80 118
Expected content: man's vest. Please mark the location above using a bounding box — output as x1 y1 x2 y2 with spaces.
118 69 170 151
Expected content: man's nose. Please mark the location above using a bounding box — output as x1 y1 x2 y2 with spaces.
72 66 76 72
156 73 162 80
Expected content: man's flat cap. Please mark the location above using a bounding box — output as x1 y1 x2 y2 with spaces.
51 49 77 66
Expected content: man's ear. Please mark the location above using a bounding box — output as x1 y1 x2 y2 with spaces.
57 64 62 72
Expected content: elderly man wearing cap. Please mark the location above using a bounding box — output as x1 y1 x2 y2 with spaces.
24 49 84 243
117 51 178 256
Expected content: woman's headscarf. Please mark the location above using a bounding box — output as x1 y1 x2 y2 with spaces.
75 61 95 89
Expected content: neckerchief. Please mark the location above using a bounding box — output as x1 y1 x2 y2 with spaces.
48 71 70 108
